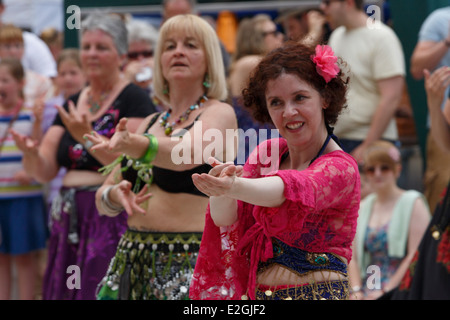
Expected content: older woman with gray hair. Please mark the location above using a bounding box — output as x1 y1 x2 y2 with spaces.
123 20 159 94
10 12 156 300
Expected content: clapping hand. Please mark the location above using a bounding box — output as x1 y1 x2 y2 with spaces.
9 129 39 157
424 66 450 112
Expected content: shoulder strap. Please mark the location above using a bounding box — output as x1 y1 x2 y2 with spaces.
145 112 162 132
356 193 376 279
388 190 429 258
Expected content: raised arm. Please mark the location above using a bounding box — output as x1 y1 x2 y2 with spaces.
86 101 238 171
424 66 450 153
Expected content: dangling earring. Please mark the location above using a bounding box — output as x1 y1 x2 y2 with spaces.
203 74 211 89
163 83 169 95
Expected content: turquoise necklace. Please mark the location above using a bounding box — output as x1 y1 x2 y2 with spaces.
160 95 208 136
87 89 110 114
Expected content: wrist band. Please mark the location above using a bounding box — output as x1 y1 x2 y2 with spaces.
100 185 123 216
350 285 362 294
137 133 158 163
445 39 450 47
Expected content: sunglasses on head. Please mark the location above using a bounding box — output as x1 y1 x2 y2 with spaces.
127 50 154 60
364 164 392 175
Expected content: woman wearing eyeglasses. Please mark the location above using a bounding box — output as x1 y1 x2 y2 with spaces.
228 14 283 164
123 20 165 110
348 140 431 300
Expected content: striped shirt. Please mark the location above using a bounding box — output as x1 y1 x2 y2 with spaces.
0 107 43 199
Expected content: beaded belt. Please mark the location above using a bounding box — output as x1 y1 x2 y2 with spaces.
97 229 202 300
256 280 349 300
258 238 348 277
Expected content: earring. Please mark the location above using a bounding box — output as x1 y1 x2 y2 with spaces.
163 83 169 95
203 74 211 88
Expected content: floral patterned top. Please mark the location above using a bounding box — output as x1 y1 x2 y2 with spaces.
363 223 402 295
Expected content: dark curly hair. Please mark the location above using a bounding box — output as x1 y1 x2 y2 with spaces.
242 41 349 127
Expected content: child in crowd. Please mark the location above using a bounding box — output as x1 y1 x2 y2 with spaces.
0 58 47 299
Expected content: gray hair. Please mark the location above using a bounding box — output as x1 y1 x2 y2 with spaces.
127 20 158 46
81 13 128 55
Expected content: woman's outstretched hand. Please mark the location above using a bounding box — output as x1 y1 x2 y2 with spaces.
83 117 131 153
192 157 243 197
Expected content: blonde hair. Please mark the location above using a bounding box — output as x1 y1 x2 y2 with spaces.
153 14 227 105
363 140 401 170
232 14 272 62
0 24 24 44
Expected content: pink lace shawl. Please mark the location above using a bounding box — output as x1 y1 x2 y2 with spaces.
189 138 360 300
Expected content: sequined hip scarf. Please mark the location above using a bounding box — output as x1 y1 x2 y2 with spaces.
254 239 349 300
96 229 202 300
258 239 348 277
256 280 349 300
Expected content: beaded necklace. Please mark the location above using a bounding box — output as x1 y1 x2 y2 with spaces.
87 89 110 114
160 95 208 136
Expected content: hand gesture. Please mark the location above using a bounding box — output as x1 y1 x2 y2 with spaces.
192 157 243 197
112 180 153 216
56 100 92 143
9 128 39 157
84 117 130 154
13 169 33 186
424 66 450 112
33 97 45 124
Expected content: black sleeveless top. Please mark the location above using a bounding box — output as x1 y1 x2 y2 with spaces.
53 83 155 171
122 112 211 197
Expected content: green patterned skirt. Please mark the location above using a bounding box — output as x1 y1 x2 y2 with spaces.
96 229 202 300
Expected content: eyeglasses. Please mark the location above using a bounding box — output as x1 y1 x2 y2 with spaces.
262 30 281 38
127 50 154 60
364 164 392 176
322 0 345 6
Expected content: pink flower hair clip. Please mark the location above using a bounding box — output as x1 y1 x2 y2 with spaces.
311 45 340 83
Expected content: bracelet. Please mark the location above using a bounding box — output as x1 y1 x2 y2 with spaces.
350 285 362 294
100 186 123 217
444 39 450 47
137 133 158 163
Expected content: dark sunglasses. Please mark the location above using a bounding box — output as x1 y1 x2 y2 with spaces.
364 164 392 175
127 50 154 60
262 30 281 38
322 0 345 6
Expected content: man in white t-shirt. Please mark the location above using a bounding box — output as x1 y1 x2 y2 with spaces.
0 0 57 78
321 0 405 163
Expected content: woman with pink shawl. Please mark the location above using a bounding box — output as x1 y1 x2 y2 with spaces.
190 42 360 300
